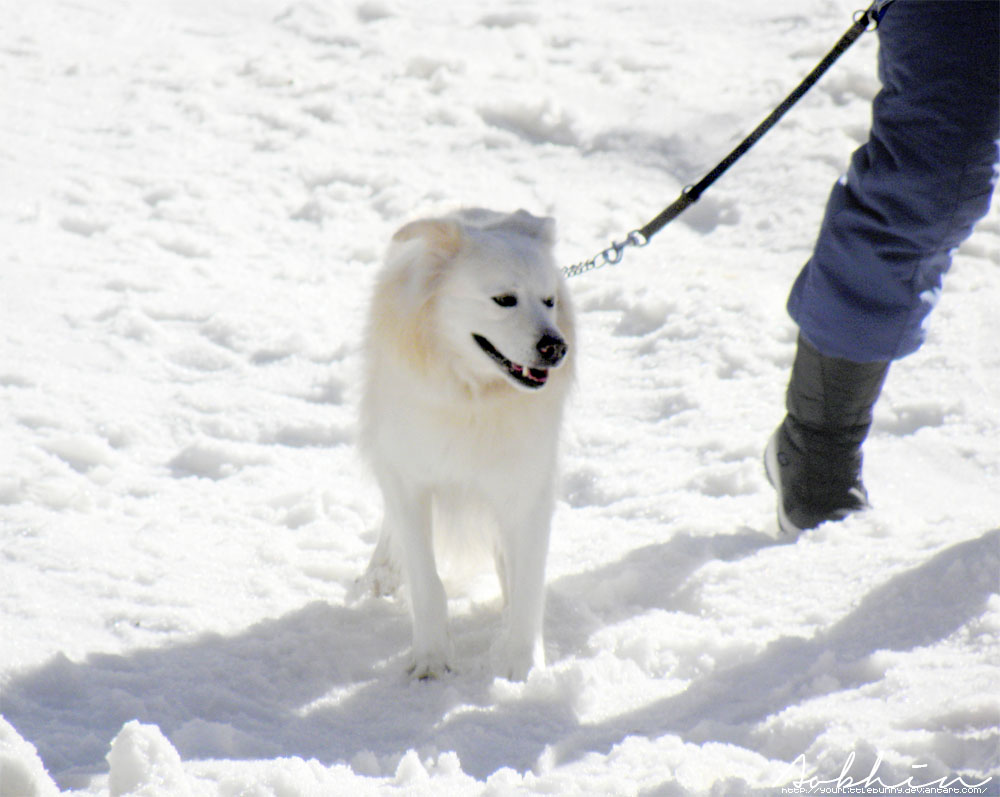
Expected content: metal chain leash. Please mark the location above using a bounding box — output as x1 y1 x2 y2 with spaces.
562 1 883 279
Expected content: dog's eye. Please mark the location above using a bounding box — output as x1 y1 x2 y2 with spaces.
542 297 555 308
492 295 518 308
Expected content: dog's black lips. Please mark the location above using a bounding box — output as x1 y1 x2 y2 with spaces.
472 334 549 389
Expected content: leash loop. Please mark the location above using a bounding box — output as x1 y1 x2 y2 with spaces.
563 1 880 279
854 5 881 31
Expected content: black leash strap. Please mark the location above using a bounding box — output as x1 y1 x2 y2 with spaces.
564 2 882 279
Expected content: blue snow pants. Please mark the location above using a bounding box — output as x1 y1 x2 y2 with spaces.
787 0 1000 363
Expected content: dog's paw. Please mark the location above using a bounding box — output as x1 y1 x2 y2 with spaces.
350 559 401 602
407 651 452 681
490 637 542 682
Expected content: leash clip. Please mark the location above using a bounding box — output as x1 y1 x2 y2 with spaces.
603 230 648 266
562 230 648 278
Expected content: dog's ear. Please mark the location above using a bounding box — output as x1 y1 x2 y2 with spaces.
385 218 465 305
391 218 464 258
495 209 556 247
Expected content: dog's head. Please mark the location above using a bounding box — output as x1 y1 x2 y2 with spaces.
377 209 574 395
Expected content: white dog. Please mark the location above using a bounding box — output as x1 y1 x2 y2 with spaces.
358 208 575 681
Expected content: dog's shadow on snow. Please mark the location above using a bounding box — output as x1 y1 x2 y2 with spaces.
4 528 998 787
2 528 766 784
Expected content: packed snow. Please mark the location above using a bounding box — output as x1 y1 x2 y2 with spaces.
2 0 998 794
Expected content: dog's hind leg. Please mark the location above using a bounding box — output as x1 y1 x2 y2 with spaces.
382 478 452 679
493 542 509 610
354 527 401 599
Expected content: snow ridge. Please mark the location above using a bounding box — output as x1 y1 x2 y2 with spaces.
2 0 998 794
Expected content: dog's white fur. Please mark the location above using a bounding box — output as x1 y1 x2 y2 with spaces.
358 208 575 680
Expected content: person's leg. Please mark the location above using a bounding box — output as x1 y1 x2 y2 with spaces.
768 1 999 536
788 0 1000 363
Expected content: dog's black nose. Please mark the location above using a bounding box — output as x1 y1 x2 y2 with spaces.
536 333 567 366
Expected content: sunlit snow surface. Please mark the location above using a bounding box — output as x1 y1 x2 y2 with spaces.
2 0 998 794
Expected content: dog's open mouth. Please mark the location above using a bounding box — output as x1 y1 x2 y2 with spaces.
472 334 548 389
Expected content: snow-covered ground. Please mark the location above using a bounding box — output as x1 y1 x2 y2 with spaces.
2 0 998 794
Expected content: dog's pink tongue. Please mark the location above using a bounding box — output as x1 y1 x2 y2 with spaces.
510 361 548 385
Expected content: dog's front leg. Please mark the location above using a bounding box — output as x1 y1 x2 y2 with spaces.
382 479 451 679
491 491 553 681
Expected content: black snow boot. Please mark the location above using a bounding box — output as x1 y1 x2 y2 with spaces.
764 336 890 537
